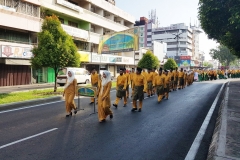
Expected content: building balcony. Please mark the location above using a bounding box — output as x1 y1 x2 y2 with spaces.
41 0 129 32
84 0 135 24
0 7 41 32
61 24 100 44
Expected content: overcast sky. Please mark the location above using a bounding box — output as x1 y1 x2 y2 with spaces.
116 0 218 60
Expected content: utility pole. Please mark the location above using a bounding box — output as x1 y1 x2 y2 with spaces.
172 29 183 57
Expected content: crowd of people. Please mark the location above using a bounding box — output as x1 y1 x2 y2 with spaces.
87 67 194 122
193 69 240 81
62 67 240 122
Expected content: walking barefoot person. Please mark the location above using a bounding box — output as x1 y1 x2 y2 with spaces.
98 71 113 123
63 70 77 117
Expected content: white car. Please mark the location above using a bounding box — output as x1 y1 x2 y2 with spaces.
57 67 91 86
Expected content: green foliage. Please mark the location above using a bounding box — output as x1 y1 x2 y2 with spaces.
199 0 240 57
137 50 159 69
31 14 80 91
163 58 178 70
203 61 213 68
210 45 237 67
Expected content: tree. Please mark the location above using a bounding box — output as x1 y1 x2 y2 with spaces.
209 45 237 67
137 50 159 69
203 61 213 68
31 15 80 92
199 0 240 57
163 58 178 70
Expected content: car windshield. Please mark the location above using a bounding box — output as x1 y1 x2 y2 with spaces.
58 68 67 75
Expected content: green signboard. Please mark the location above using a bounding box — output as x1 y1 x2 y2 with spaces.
77 86 97 98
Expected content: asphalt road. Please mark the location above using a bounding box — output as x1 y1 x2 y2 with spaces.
0 80 224 160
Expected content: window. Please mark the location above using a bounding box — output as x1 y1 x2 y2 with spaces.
147 29 152 32
180 42 186 44
167 48 178 51
167 42 178 45
0 28 31 44
147 41 152 44
68 21 78 28
147 35 152 38
59 18 64 24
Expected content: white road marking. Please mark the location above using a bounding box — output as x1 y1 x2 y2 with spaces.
184 82 226 160
0 128 58 149
0 101 64 114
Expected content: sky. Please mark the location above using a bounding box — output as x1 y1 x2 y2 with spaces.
116 0 219 60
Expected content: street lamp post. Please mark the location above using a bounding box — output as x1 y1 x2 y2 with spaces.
172 29 183 57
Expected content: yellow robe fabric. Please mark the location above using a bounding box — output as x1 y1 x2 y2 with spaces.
91 73 99 102
97 81 113 121
91 73 99 86
116 75 127 90
64 79 77 113
132 74 147 92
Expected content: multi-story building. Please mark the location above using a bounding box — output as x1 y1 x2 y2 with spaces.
134 17 167 66
151 23 193 59
0 0 41 86
0 0 136 86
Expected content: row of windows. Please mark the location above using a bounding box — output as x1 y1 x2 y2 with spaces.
0 0 39 17
0 28 37 44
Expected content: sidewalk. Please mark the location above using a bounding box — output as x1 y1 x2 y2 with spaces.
208 80 240 160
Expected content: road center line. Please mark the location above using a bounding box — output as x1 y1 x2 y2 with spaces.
184 82 226 160
0 128 58 149
0 101 64 114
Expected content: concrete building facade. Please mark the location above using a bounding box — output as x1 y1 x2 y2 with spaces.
0 0 136 86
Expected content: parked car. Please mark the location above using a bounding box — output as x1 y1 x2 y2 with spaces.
57 67 91 86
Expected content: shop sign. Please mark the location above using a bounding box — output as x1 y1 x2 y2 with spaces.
79 52 90 62
1 46 33 59
180 56 191 60
91 54 108 63
91 53 134 65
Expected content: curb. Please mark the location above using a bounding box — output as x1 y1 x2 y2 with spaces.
207 82 228 160
0 96 63 111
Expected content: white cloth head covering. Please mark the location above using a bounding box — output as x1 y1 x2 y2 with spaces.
64 70 75 89
101 71 111 87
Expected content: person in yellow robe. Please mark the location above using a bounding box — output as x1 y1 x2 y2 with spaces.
153 68 165 103
173 67 179 91
142 69 147 78
90 68 99 104
113 68 127 108
123 68 131 98
63 70 77 117
146 68 154 97
169 68 174 91
129 68 136 97
152 68 158 95
164 70 171 100
178 68 184 89
131 67 147 112
183 70 187 88
97 71 113 123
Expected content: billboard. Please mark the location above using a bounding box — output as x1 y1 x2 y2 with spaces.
175 56 191 67
98 27 139 54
